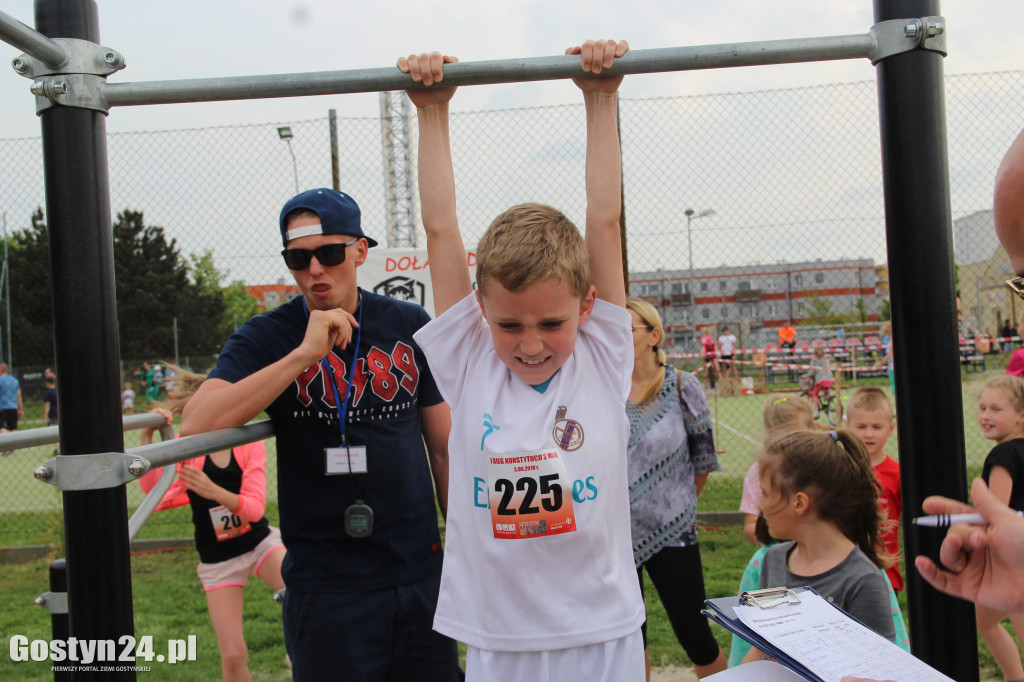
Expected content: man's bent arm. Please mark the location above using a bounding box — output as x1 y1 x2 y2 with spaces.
181 306 356 435
181 349 315 435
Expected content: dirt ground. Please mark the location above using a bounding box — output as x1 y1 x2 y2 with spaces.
651 665 698 681
651 664 1002 681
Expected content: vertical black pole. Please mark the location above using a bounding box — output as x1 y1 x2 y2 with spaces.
873 1 978 679
35 1 135 679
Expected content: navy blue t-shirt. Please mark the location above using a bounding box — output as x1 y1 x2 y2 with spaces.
209 289 444 592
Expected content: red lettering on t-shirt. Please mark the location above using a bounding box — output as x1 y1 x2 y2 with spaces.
294 364 322 407
366 347 399 401
392 342 420 395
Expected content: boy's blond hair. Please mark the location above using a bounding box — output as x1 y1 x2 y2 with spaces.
848 386 894 421
475 203 590 299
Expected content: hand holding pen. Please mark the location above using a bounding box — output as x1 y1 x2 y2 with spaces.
914 477 1024 614
912 511 1024 526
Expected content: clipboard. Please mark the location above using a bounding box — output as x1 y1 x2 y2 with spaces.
703 587 823 681
702 586 954 682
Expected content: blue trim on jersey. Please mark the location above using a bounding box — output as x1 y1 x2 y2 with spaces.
530 374 555 394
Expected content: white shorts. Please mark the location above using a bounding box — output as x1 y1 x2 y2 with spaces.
195 526 284 591
465 629 644 682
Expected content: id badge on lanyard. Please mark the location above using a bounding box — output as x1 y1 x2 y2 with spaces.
325 445 367 475
486 447 577 539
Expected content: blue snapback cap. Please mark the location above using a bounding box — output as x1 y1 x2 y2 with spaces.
279 188 379 248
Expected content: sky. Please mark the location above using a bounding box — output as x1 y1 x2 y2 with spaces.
3 0 1024 138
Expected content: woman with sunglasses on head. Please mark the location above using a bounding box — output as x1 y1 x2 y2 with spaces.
625 298 727 680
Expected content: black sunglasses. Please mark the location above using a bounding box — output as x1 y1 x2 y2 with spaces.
281 238 359 270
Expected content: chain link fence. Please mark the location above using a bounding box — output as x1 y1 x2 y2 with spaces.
1 70 1022 546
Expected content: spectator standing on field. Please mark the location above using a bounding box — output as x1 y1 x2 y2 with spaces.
701 331 717 390
778 323 797 350
43 375 59 456
718 326 738 379
142 361 160 402
122 382 136 414
43 376 58 426
0 363 24 431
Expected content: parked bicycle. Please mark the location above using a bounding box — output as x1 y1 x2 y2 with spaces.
799 374 842 426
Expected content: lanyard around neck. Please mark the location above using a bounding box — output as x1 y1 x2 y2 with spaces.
303 292 364 443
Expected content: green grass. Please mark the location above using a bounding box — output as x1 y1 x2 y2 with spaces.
0 517 1010 679
0 550 291 680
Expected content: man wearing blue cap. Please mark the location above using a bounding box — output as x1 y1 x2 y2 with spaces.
181 189 460 681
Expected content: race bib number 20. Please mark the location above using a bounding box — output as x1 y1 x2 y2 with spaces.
209 504 252 542
486 448 576 540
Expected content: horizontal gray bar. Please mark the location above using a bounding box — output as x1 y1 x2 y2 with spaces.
0 9 67 67
134 420 274 469
103 35 874 108
1 411 167 451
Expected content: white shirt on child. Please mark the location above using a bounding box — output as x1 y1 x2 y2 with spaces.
414 293 645 652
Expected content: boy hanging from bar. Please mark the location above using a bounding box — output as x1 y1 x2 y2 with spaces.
399 40 646 681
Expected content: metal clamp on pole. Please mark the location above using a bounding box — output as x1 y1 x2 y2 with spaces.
11 37 126 114
35 590 68 615
34 451 151 491
869 16 946 64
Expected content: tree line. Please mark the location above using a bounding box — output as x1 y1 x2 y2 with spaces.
6 207 261 367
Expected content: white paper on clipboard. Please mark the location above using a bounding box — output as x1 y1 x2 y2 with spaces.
734 591 953 682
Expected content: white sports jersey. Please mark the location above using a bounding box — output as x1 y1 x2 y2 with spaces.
415 294 644 652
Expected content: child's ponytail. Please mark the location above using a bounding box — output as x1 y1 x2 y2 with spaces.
831 429 894 570
761 429 894 570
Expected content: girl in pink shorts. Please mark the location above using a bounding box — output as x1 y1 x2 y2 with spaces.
139 366 286 682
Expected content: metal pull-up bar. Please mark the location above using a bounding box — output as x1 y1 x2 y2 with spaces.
4 12 945 112
102 36 880 107
0 8 65 68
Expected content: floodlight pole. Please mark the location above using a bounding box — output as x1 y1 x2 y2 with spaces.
873 1 976 679
2 211 9 365
329 108 340 191
277 126 299 194
34 1 136 680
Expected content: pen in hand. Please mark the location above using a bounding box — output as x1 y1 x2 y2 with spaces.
912 510 1024 527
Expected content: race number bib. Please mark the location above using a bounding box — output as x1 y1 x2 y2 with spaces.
208 505 252 542
486 448 576 540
